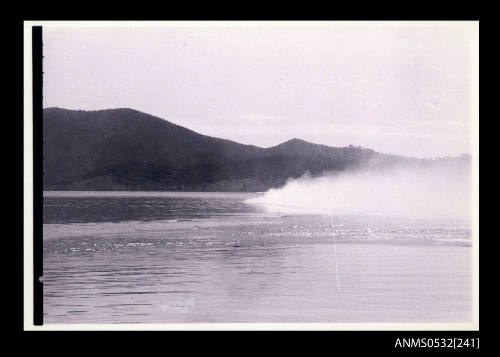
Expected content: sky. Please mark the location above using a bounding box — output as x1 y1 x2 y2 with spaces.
43 22 478 158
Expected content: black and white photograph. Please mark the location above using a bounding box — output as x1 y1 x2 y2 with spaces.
23 21 479 330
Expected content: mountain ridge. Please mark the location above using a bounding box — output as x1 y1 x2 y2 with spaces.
42 108 469 192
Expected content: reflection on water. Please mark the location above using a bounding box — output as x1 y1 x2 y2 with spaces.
43 191 261 224
43 191 473 323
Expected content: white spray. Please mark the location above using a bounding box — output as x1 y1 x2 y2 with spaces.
247 157 472 222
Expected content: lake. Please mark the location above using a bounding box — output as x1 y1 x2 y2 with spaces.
42 191 473 324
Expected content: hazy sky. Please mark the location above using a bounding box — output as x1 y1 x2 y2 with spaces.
43 22 477 158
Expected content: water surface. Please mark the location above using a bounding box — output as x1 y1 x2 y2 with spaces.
43 191 473 323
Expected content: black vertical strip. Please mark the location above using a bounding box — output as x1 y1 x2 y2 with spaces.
32 26 43 326
17 18 25 333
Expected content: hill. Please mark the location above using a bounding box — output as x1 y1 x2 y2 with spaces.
42 108 456 191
